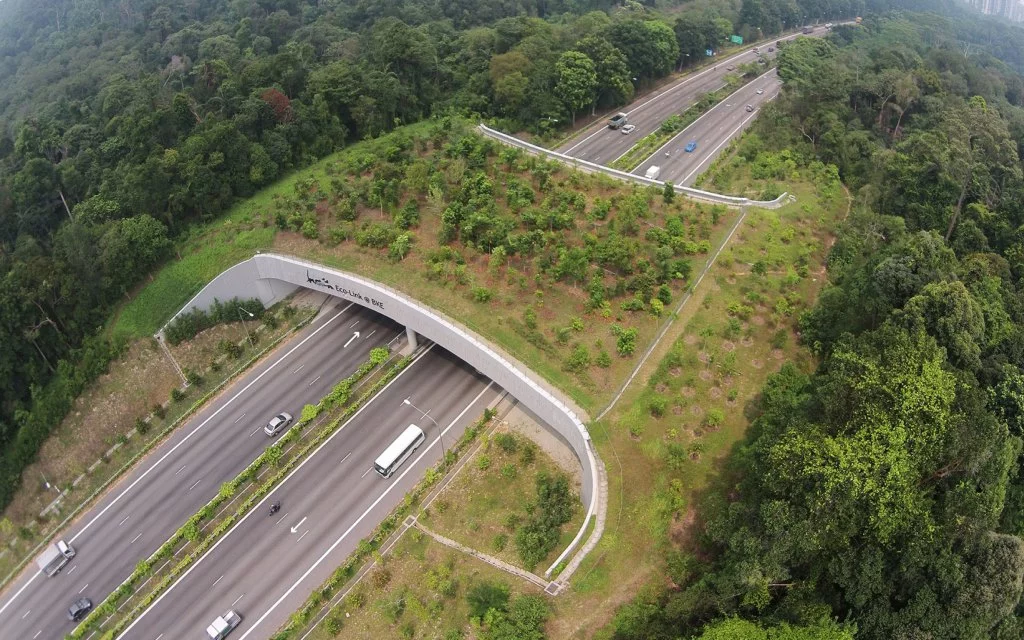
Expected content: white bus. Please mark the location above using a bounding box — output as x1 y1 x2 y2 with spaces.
374 424 425 478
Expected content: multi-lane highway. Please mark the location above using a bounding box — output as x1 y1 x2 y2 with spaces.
557 26 825 165
634 70 782 186
0 302 404 640
119 346 501 640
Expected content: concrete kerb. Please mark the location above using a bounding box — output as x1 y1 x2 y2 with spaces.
477 123 789 210
162 254 607 591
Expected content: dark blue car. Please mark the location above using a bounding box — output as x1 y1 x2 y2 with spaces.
685 141 698 152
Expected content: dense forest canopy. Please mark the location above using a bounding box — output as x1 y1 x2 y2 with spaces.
0 0 870 509
609 11 1024 640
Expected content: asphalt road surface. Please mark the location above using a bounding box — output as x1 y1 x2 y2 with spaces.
0 301 404 640
557 26 825 164
634 69 782 186
118 345 501 640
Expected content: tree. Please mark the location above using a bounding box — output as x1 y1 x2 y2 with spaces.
574 35 634 108
555 51 598 125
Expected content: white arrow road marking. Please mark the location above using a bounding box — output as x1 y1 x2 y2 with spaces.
291 517 307 534
343 332 361 348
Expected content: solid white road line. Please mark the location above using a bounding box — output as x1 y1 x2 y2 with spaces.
237 381 494 640
635 72 776 176
117 344 438 638
679 103 763 186
0 302 359 622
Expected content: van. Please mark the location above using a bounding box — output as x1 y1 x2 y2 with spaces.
644 166 661 180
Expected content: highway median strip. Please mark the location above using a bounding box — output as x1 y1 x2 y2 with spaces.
609 66 775 174
1 304 316 592
68 346 409 640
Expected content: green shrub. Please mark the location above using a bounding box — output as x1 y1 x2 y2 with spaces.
471 286 494 303
477 455 491 471
494 433 518 454
152 403 166 419
324 615 343 635
135 417 150 435
170 387 186 403
467 581 510 620
501 463 517 479
513 472 576 569
185 370 203 386
519 444 536 466
649 396 668 418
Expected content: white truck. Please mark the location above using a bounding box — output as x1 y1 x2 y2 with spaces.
36 540 75 577
645 165 661 180
206 610 242 639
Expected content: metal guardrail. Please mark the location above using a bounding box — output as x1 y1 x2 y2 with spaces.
477 124 789 209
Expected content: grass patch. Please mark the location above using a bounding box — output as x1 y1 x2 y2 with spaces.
423 430 584 573
109 117 737 417
300 533 541 640
544 169 845 637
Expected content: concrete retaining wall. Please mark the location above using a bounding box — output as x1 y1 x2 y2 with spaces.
163 253 602 579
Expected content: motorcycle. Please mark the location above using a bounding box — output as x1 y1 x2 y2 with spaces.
269 501 281 516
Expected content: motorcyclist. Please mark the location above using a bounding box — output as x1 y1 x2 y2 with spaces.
269 501 280 516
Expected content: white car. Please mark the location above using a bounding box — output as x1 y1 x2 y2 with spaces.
756 89 764 95
620 124 636 135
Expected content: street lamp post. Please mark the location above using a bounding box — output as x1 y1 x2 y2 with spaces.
403 397 446 458
238 307 255 347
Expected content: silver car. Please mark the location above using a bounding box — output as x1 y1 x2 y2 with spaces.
264 412 294 437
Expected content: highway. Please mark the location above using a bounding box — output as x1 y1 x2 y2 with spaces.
0 301 404 640
118 346 501 640
557 26 825 165
634 70 782 186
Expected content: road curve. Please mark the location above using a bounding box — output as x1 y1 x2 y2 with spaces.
0 302 403 640
119 347 501 640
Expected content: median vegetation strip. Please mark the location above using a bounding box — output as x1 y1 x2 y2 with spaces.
609 65 775 174
69 346 403 639
0 302 314 590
